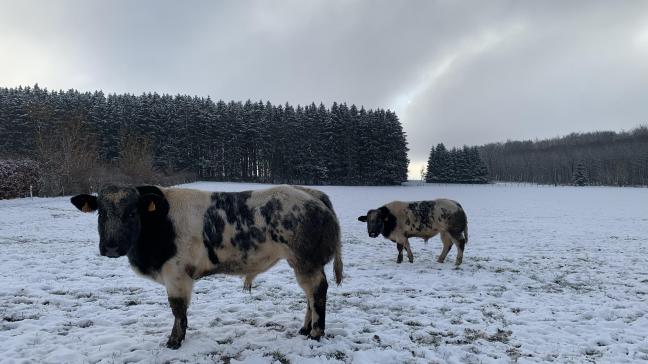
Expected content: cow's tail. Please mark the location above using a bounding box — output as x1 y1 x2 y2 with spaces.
327 197 343 285
463 220 469 245
333 238 343 285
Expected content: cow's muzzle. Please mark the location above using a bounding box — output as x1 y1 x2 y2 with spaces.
369 232 378 238
100 245 124 258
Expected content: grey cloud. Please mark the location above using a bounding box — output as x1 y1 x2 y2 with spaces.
1 0 647 177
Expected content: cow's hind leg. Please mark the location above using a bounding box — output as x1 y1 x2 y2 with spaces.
438 232 453 263
402 238 414 263
450 232 466 266
396 243 404 263
243 273 257 292
295 268 328 340
165 274 194 349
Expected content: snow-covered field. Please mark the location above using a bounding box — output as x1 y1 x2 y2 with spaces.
1 182 647 364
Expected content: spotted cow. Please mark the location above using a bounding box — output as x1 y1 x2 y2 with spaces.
71 185 343 349
358 199 468 265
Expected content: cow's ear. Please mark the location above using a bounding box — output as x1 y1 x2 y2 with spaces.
139 193 170 218
71 194 98 213
358 215 367 222
378 206 389 218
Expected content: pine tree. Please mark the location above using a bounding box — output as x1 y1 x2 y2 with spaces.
572 162 588 186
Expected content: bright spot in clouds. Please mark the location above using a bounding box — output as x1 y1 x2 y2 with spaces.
397 23 526 179
635 24 648 48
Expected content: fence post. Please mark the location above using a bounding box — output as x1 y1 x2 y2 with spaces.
30 185 33 199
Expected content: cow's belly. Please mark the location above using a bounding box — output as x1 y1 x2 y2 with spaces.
209 241 290 276
408 227 439 241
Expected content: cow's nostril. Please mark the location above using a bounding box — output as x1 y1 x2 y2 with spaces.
106 247 119 257
101 245 121 257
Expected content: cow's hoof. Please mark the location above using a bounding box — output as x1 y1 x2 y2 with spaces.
306 327 324 341
396 256 403 264
166 337 183 349
437 258 444 263
408 256 414 263
243 274 256 292
299 327 311 336
307 334 322 341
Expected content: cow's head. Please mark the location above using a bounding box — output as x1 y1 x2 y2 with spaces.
71 186 169 258
357 207 392 238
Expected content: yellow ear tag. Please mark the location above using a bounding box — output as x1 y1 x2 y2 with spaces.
81 202 92 213
148 201 156 212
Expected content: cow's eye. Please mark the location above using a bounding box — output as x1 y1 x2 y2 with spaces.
128 211 137 219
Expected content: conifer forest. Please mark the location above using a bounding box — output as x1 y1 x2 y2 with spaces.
0 85 409 195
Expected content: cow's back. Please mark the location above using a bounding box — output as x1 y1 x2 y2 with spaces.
198 185 339 275
384 199 465 238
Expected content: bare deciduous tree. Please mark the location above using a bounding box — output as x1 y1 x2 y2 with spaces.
35 114 99 195
118 133 157 183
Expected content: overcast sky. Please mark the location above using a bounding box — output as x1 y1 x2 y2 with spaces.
1 0 647 178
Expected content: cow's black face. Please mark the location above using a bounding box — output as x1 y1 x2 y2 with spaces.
358 206 397 239
71 186 169 258
358 209 383 238
92 186 140 257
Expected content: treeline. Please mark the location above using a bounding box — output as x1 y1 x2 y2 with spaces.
478 127 648 186
0 85 409 195
425 144 489 183
0 159 40 199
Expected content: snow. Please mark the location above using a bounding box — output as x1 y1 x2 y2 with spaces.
1 182 647 363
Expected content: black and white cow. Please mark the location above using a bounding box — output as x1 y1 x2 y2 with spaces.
71 184 343 349
358 199 468 265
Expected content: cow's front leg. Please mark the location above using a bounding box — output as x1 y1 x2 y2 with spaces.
165 274 194 349
167 296 188 349
402 238 414 263
396 243 404 263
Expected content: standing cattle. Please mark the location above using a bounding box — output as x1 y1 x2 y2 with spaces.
358 199 468 265
71 184 343 349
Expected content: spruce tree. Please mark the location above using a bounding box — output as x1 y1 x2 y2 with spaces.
454 147 471 182
572 162 588 186
470 147 489 183
426 143 447 182
425 146 436 182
